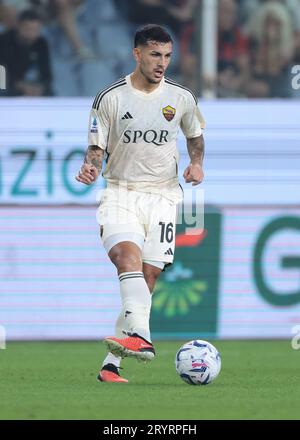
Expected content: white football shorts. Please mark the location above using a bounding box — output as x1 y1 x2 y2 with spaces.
96 186 179 265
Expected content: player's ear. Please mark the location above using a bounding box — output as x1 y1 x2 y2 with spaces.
133 47 141 63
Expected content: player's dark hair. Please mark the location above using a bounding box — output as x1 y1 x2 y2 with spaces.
134 24 173 48
18 9 41 23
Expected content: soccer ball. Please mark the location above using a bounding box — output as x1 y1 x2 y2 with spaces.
175 340 221 385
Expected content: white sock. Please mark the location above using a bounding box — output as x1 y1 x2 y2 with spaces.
102 352 121 369
119 271 152 342
102 273 152 368
102 310 126 368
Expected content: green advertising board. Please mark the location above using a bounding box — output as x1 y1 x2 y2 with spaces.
151 206 222 339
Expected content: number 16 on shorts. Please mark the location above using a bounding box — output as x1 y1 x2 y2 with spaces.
158 221 175 261
159 222 174 244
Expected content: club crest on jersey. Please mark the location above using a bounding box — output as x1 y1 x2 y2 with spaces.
162 105 176 122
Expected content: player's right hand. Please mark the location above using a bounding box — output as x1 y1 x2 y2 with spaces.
75 164 99 185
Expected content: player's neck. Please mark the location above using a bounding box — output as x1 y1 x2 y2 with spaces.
130 71 162 94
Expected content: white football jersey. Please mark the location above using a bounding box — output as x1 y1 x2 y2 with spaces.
88 74 205 201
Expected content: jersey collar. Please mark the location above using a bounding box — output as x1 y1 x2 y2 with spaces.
126 74 165 98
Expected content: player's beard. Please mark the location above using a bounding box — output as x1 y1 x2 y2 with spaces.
139 64 161 84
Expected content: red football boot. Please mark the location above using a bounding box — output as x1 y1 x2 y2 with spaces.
97 363 128 383
104 333 155 362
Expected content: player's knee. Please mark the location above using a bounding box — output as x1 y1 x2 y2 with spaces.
109 246 142 273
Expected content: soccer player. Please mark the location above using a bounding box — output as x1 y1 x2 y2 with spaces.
76 24 205 383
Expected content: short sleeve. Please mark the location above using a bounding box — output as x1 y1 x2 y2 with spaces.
180 93 205 139
88 97 110 150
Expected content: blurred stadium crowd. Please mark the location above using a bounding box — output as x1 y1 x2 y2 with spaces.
0 0 299 98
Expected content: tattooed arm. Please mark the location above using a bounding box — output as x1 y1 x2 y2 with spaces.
187 135 205 165
183 135 205 186
75 145 104 185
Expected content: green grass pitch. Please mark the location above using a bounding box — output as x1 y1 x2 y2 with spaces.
0 340 299 420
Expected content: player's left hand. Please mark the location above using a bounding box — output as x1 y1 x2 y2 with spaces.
183 163 204 186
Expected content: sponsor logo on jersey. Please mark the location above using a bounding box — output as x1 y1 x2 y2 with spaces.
123 129 169 146
162 105 176 121
90 117 98 133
